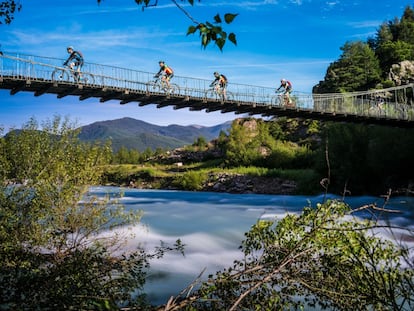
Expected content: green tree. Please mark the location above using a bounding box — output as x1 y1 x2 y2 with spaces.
225 119 270 167
129 147 142 163
376 40 414 73
192 136 208 149
368 6 414 74
314 41 382 93
141 146 154 161
165 200 414 310
0 116 183 309
113 145 130 164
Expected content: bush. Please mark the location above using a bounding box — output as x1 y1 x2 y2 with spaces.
173 170 207 191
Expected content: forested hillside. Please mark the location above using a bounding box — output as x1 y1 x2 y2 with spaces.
313 5 414 93
78 117 231 152
307 5 414 194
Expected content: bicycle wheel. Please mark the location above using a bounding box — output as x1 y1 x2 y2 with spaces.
224 91 234 101
146 81 160 93
51 68 70 82
167 83 179 95
204 88 219 100
80 73 95 84
271 95 282 106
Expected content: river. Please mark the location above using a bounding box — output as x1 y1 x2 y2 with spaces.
89 186 414 306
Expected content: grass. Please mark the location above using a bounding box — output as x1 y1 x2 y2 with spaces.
101 163 321 194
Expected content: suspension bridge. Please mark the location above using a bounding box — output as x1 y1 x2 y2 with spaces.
1 52 414 127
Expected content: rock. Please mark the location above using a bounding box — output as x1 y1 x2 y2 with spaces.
203 173 297 194
388 60 414 85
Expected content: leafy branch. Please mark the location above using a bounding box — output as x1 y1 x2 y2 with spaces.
118 0 238 51
0 0 21 24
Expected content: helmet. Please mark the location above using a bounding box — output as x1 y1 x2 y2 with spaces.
281 78 286 82
67 46 74 50
159 60 165 64
214 71 219 76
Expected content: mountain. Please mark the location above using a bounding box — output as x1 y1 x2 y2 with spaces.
78 117 231 151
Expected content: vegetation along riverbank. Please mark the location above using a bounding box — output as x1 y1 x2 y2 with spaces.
102 117 414 197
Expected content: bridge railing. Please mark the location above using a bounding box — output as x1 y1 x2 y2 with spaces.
1 52 414 122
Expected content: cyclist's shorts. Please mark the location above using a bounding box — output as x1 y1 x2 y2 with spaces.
74 59 84 67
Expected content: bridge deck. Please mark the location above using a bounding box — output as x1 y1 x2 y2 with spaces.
1 53 414 128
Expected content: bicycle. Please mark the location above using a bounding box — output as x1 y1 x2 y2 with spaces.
271 92 295 108
146 76 179 94
205 84 233 101
51 64 95 84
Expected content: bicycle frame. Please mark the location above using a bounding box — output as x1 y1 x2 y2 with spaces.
205 84 232 101
146 76 178 94
51 64 94 84
272 92 295 107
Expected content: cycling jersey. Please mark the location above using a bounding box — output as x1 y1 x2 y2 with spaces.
157 64 174 76
277 80 292 93
212 74 228 87
64 50 84 66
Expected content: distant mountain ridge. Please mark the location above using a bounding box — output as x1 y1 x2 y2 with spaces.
78 117 231 151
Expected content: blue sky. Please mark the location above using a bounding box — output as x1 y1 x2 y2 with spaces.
0 0 411 130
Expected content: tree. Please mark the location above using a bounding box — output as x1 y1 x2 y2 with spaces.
160 199 414 310
0 116 183 309
314 41 382 93
368 6 414 75
193 136 208 149
225 118 268 167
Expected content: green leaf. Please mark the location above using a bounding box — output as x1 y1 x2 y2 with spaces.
216 38 225 51
214 14 222 23
202 34 209 48
224 13 238 24
187 25 197 35
187 0 194 5
228 33 237 45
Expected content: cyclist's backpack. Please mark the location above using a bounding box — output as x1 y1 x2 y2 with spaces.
165 66 173 75
72 50 84 62
221 74 227 82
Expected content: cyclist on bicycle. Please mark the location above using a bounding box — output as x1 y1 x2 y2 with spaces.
276 78 293 105
210 71 228 100
155 61 174 89
64 46 84 78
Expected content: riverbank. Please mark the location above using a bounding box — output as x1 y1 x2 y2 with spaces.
126 172 298 195
103 164 414 197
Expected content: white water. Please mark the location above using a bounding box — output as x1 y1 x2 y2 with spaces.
89 186 414 305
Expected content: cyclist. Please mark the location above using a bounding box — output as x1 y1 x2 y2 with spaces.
210 71 228 99
276 78 293 105
155 61 174 89
63 46 84 79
